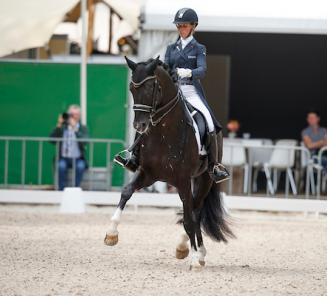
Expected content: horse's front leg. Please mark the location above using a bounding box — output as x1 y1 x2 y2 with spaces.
104 170 152 246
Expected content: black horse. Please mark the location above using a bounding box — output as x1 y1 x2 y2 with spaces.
104 56 234 269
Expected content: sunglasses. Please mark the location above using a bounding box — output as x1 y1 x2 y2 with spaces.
176 24 191 28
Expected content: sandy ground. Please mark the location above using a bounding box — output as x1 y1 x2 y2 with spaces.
0 205 327 296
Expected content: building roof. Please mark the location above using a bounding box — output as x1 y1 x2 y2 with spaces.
142 0 327 35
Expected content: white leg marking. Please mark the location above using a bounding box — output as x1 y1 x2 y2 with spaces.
198 245 207 265
190 247 201 269
108 208 122 235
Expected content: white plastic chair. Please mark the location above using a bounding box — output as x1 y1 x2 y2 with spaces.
263 139 298 196
242 139 273 193
300 142 316 195
222 138 248 194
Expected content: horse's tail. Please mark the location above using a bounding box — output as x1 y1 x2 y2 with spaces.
200 183 235 242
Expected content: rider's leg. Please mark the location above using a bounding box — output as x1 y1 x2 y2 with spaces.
182 87 229 183
114 133 141 172
206 132 230 183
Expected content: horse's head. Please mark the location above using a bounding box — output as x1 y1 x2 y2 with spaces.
125 56 162 134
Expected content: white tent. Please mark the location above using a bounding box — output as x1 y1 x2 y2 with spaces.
0 0 142 58
0 0 79 57
138 0 327 59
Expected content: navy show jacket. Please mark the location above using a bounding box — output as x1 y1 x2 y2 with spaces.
164 37 222 132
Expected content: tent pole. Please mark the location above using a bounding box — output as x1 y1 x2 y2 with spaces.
80 0 87 125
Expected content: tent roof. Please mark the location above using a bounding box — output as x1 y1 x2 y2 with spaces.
142 0 327 35
0 0 79 57
0 0 142 58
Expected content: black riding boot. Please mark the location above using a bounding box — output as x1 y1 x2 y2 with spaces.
114 134 140 173
207 132 230 183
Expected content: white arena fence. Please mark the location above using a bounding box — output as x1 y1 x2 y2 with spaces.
0 189 327 216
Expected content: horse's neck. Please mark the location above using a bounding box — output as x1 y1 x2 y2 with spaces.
155 98 189 138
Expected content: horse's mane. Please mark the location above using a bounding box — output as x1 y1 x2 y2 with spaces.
144 58 178 83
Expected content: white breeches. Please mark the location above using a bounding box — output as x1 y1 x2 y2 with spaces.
180 85 215 132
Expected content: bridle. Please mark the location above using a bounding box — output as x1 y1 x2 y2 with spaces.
131 75 180 126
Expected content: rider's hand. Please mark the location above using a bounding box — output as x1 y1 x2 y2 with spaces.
176 68 192 78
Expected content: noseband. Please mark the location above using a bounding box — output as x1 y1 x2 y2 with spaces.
131 75 180 126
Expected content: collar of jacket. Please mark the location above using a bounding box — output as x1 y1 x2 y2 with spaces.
176 37 196 50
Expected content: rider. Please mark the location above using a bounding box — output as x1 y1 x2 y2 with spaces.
115 7 229 183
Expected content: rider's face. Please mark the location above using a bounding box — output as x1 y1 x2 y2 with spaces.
177 23 194 39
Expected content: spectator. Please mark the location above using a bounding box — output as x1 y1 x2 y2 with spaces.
301 110 327 172
227 119 241 138
50 105 89 190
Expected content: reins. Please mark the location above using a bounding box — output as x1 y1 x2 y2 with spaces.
131 75 180 126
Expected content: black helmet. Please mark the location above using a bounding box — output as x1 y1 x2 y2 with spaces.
173 8 198 25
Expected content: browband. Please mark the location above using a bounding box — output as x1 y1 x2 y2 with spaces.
131 75 156 88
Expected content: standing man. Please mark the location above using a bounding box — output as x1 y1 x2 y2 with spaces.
302 110 327 172
50 104 89 190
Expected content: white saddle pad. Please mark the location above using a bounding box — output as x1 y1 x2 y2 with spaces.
186 108 207 156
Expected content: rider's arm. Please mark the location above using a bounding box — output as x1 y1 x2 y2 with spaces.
191 44 207 79
164 45 172 67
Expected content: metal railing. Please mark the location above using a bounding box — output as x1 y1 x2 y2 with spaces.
0 136 125 190
316 146 327 199
1 136 325 197
223 141 315 198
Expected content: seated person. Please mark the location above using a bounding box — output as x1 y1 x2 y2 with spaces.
301 110 327 172
227 119 241 138
50 105 89 190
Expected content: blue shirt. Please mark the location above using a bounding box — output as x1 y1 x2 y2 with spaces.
302 126 327 154
61 124 81 158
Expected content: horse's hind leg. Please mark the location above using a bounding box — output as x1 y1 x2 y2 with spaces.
104 170 152 246
178 183 200 269
193 173 212 266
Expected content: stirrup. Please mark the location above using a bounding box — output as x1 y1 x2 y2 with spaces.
113 150 129 167
211 163 230 184
113 150 139 173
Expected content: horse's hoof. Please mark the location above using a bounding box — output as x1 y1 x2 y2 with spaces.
199 260 206 266
176 247 189 259
104 233 118 246
189 262 204 271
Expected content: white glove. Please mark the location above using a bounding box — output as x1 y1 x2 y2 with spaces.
176 68 192 78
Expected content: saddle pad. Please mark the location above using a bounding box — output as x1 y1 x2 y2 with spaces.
184 101 207 155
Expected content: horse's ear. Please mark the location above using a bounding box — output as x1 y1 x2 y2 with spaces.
146 55 160 74
125 56 137 71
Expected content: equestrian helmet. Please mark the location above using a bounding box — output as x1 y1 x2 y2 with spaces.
173 8 198 26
